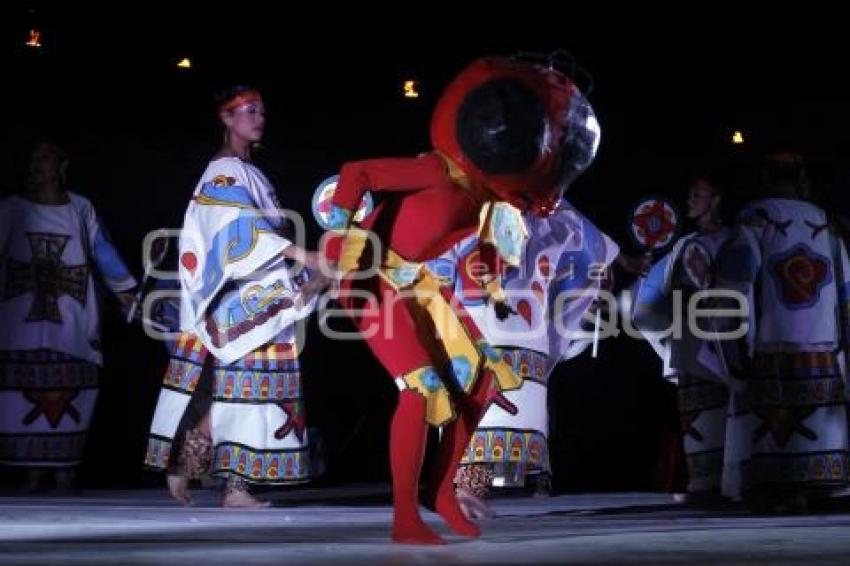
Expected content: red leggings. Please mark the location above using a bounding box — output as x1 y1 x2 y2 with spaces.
338 276 492 543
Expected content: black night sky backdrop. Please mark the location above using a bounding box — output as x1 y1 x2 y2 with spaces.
2 4 849 490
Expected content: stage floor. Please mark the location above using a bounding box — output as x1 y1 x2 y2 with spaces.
1 486 849 564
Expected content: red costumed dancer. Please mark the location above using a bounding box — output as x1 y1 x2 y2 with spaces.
323 53 601 544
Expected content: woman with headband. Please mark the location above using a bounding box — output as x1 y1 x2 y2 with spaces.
144 86 328 507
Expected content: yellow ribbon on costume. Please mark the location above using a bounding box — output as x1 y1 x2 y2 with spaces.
337 227 521 426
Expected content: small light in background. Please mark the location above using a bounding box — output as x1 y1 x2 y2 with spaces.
26 29 42 49
403 80 419 99
177 57 192 69
732 130 745 145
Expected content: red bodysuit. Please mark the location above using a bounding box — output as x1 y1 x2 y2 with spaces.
327 153 505 378
322 53 601 545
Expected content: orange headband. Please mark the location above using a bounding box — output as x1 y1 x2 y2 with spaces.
219 90 263 113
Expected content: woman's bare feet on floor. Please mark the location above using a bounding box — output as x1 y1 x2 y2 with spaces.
456 488 494 520
222 488 271 508
167 474 193 505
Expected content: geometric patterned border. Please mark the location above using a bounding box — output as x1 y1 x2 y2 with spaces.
0 432 88 465
0 353 97 390
461 428 548 469
743 450 850 488
212 442 312 484
212 369 301 402
499 348 549 386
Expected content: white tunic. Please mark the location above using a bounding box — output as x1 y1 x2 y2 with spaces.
0 193 136 366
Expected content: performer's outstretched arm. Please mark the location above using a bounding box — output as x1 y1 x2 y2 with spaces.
328 153 446 226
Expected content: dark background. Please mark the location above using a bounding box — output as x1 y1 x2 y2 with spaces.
2 4 849 491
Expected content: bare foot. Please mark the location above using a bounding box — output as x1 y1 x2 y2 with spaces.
22 469 49 494
531 473 553 498
167 474 193 506
53 469 78 496
222 489 271 508
456 489 494 520
773 492 809 515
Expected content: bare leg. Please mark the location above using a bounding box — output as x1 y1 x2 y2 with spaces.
167 409 213 506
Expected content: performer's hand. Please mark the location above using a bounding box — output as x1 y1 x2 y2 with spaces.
295 250 323 271
297 273 331 308
283 247 325 272
493 300 516 321
617 253 651 276
116 291 138 318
